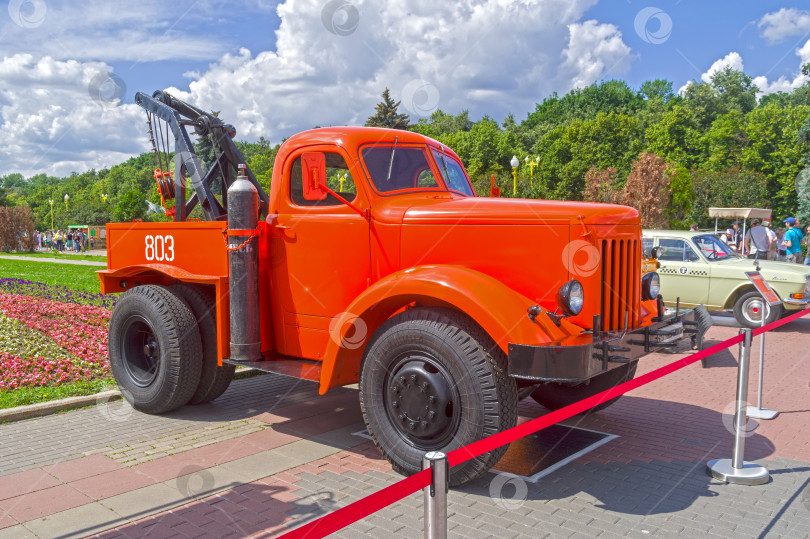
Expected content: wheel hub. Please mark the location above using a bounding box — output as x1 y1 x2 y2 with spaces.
387 360 453 441
744 298 766 323
122 316 160 387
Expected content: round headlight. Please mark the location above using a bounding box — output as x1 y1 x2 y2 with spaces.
557 280 584 317
642 272 661 301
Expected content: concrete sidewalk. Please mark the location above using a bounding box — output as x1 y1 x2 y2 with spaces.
0 318 808 538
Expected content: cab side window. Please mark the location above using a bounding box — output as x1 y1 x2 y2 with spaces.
658 238 700 262
290 152 358 207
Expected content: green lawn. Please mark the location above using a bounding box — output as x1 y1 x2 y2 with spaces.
0 258 103 293
2 251 107 262
0 379 115 409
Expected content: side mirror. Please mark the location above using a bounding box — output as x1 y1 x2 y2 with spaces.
301 152 327 201
650 246 662 259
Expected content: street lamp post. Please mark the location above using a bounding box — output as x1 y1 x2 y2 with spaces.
64 193 69 211
524 156 539 188
510 156 520 196
48 200 54 231
101 193 108 203
338 174 347 192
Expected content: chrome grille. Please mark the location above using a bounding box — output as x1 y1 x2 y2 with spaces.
600 239 641 331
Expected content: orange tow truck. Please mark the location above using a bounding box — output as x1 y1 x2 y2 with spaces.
100 91 705 485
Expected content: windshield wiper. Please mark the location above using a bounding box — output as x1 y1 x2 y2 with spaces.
385 136 398 185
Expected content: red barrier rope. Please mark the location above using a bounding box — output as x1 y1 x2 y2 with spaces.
279 306 810 538
279 468 430 538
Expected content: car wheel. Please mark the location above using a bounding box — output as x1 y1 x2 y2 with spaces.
732 291 783 329
170 284 235 404
531 361 638 413
359 307 517 487
109 285 202 414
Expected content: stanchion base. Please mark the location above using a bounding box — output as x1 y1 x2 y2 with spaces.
746 406 779 420
706 459 769 485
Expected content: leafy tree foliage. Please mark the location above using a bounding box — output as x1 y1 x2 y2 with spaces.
365 89 410 129
1 69 808 231
621 153 672 229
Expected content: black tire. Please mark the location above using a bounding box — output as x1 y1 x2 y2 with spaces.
693 304 713 367
359 307 518 487
109 285 203 414
733 290 783 329
531 361 638 413
170 284 235 404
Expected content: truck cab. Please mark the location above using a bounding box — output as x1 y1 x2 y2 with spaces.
100 93 702 486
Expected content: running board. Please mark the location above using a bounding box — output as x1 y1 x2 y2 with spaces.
223 357 322 382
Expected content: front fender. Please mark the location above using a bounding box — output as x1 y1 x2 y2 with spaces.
318 265 581 394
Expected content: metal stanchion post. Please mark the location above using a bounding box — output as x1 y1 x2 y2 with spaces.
423 451 448 539
747 302 778 419
707 328 769 485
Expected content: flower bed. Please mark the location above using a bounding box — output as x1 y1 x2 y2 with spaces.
0 287 112 391
0 278 116 309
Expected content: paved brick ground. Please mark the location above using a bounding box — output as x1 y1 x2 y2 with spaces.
0 317 808 538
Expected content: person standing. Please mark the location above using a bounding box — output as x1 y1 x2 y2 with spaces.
690 223 699 231
731 221 743 252
743 219 772 259
763 221 778 260
781 217 804 263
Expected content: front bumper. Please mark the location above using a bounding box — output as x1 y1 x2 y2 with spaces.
508 309 700 384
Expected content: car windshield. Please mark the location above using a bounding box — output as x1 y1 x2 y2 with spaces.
431 149 474 196
361 145 443 193
692 234 738 261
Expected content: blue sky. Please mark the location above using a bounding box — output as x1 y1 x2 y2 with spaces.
1 0 809 177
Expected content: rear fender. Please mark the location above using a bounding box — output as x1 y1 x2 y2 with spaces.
98 265 230 362
318 265 580 394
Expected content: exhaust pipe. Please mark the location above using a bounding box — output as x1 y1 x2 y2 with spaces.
227 164 262 362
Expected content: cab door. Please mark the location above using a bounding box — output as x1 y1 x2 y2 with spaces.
270 148 371 360
655 237 710 307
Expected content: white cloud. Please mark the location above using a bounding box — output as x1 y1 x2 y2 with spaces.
752 38 810 95
561 20 634 89
679 44 810 98
757 8 810 44
168 0 631 142
1 0 638 177
0 55 149 177
0 0 230 63
700 52 744 84
678 52 744 95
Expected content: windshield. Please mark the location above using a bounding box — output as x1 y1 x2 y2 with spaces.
361 145 442 193
692 234 738 261
431 149 474 196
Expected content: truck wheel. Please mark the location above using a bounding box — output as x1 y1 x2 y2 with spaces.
531 361 637 413
170 284 235 404
109 285 202 414
733 291 783 329
359 307 517 487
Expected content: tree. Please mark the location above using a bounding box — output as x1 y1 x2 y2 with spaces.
365 89 410 129
113 190 147 222
644 105 702 168
620 153 672 228
740 104 810 214
0 206 35 252
682 82 721 130
640 79 674 103
582 167 621 204
703 111 747 170
710 67 758 115
688 168 769 226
